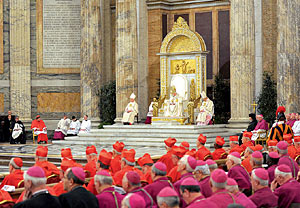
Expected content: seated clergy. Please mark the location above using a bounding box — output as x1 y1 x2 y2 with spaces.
145 101 154 124
156 187 180 208
226 152 251 196
163 86 184 117
31 115 48 144
0 157 24 190
80 115 91 133
250 168 278 208
226 178 256 208
53 115 70 140
271 165 300 208
251 114 269 141
196 91 214 125
14 166 62 208
67 116 81 136
122 93 139 125
212 136 226 160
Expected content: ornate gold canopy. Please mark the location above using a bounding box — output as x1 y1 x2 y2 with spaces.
160 17 206 54
153 17 209 124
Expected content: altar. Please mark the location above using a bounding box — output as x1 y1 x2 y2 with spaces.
152 17 209 125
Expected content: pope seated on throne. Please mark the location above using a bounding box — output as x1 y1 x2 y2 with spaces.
162 86 184 117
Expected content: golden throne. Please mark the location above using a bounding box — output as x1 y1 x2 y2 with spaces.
152 17 209 125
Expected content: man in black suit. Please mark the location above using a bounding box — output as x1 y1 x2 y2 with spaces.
13 166 61 208
59 167 99 208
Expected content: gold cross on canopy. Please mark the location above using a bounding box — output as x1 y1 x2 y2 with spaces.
251 101 258 113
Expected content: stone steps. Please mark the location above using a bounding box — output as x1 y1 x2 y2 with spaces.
53 124 237 151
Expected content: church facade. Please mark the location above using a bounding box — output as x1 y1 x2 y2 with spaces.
0 0 298 124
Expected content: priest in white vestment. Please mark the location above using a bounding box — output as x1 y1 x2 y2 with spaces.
55 115 70 135
80 115 91 133
145 101 154 124
196 91 214 125
163 86 183 117
122 93 139 125
67 116 81 136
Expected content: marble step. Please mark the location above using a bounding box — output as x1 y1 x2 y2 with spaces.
64 133 233 142
83 130 229 137
101 124 227 129
65 132 234 142
53 136 230 149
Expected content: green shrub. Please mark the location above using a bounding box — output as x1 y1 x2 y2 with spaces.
99 81 116 125
212 74 231 124
257 73 277 124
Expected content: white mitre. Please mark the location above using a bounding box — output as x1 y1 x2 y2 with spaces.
130 93 136 99
201 91 207 99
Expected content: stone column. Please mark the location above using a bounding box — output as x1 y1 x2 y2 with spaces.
277 0 300 113
115 0 138 122
80 0 102 121
9 0 31 121
229 0 256 122
137 0 149 122
100 0 112 83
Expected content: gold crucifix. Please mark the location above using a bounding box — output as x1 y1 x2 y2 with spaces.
251 101 258 113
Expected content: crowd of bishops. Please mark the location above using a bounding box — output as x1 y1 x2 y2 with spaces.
0 107 300 207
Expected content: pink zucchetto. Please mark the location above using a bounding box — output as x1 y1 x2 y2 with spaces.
211 169 227 183
187 156 197 170
153 162 167 172
229 152 241 159
277 164 291 173
128 193 146 208
181 177 199 186
196 160 206 167
206 159 216 166
277 141 288 150
227 178 238 186
27 166 45 178
126 171 140 184
157 187 178 197
252 151 263 159
71 167 85 181
269 152 280 159
253 168 269 181
96 170 111 177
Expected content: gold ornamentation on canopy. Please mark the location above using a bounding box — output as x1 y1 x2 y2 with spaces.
189 79 196 101
171 59 196 74
160 17 206 53
172 17 189 30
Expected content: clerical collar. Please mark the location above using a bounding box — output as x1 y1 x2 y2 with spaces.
32 189 48 197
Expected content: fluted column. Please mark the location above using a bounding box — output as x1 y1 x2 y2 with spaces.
230 0 256 122
115 0 138 122
9 0 31 121
277 0 300 113
80 0 102 121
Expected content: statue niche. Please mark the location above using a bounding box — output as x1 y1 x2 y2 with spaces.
152 17 209 125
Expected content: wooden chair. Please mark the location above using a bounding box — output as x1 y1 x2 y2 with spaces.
46 174 60 184
17 180 24 188
203 154 213 161
255 130 268 147
0 201 14 208
220 152 228 160
32 130 37 144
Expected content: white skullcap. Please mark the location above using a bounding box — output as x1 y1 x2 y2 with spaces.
201 91 207 98
130 93 136 99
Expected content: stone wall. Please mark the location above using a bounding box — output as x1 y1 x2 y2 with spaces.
0 0 10 114
31 0 81 120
